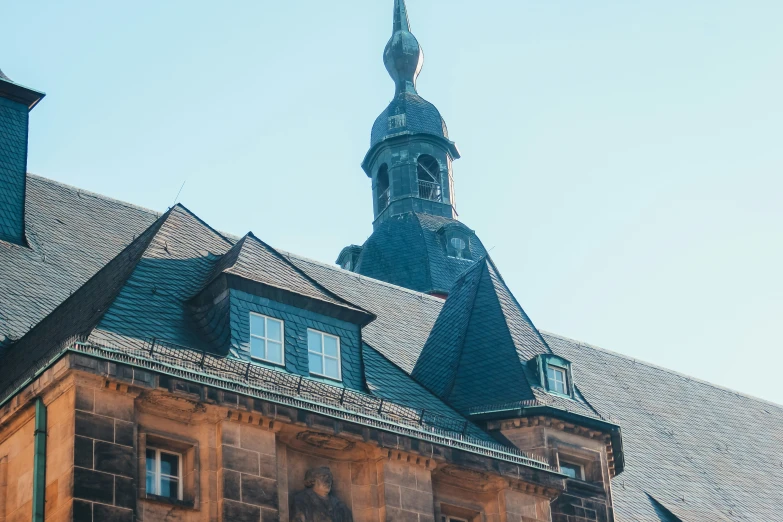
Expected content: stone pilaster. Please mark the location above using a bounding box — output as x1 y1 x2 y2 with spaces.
380 452 435 522
219 418 279 522
72 382 137 522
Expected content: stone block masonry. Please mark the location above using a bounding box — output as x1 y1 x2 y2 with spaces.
381 454 435 522
71 383 137 522
220 420 279 522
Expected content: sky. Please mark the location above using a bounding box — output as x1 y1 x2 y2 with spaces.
3 0 782 404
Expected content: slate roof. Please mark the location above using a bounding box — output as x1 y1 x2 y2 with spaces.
0 175 160 350
354 212 487 294
203 232 368 316
1 174 782 520
412 256 604 422
370 92 450 148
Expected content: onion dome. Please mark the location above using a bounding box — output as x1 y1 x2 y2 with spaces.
370 0 450 148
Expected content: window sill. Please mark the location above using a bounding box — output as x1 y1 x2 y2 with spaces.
309 372 343 384
142 494 196 510
544 389 574 400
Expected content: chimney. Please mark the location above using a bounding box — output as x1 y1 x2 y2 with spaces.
0 69 45 246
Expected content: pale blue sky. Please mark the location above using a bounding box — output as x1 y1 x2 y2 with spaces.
4 1 782 403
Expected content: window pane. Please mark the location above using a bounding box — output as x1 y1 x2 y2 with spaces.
159 452 179 477
159 477 179 499
308 331 323 353
547 367 556 381
324 358 339 379
560 462 580 479
267 341 283 364
323 335 338 357
267 319 282 341
250 314 265 336
146 471 156 495
309 352 323 375
146 449 156 472
250 337 266 359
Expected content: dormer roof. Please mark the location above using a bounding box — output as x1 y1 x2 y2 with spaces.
195 232 374 327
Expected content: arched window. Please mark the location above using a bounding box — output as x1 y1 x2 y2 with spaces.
417 155 442 202
376 164 390 212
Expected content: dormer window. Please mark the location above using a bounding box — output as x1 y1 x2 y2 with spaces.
532 354 575 398
547 365 568 394
446 233 471 259
249 313 284 365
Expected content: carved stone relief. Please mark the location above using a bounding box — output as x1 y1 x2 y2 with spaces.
291 467 353 522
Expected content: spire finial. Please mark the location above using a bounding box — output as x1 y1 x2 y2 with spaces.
384 0 424 95
393 0 411 33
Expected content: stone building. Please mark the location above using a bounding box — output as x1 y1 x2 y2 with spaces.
0 2 781 522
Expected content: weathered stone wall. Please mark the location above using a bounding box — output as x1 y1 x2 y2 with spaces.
72 380 137 522
381 456 434 522
500 424 614 522
219 420 279 522
0 359 569 522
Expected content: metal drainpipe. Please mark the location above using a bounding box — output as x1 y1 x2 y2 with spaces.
32 397 47 522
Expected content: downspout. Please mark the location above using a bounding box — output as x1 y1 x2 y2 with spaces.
32 397 47 522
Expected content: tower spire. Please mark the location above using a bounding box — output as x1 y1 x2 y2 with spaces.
393 0 411 33
384 0 423 95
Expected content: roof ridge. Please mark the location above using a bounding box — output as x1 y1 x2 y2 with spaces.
484 256 554 354
27 173 163 217
542 330 783 410
440 260 485 400
171 203 233 246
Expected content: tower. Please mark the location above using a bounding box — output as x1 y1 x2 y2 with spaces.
338 0 487 296
0 69 45 246
363 0 460 225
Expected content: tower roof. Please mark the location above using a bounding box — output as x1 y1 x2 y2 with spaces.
369 0 453 150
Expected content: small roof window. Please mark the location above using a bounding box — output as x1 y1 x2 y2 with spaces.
532 354 575 398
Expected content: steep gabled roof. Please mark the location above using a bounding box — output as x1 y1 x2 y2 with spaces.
412 256 603 421
0 207 169 398
0 175 160 350
89 205 233 351
205 232 370 320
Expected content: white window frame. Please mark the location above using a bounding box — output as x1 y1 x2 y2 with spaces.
249 312 285 366
558 459 585 480
307 329 342 381
146 447 183 500
547 365 568 395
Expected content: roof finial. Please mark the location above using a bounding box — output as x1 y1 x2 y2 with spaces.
393 0 411 33
384 0 424 95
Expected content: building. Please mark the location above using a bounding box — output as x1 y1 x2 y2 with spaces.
0 2 781 522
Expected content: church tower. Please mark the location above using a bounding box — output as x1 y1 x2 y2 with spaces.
337 0 487 296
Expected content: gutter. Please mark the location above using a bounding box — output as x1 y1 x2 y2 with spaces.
32 397 47 522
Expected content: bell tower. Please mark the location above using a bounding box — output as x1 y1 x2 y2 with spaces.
337 0 487 296
362 0 461 227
